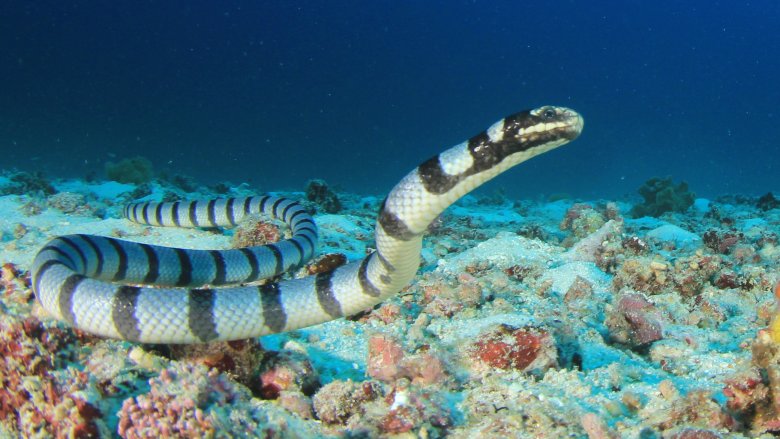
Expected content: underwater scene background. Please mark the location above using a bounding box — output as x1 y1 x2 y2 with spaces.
2 1 780 438
2 1 779 199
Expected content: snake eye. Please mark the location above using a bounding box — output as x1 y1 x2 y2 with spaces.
543 108 556 120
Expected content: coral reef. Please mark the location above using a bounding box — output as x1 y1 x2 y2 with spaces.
2 164 780 437
313 378 452 436
630 176 695 218
723 319 780 435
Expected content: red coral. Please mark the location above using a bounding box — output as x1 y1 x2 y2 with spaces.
118 394 214 438
471 325 557 372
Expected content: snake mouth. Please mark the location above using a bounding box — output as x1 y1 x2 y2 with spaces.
527 105 584 142
492 105 584 154
559 108 584 141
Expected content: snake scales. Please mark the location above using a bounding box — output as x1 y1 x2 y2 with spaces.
32 106 583 343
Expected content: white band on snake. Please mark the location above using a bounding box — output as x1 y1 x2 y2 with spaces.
32 106 583 344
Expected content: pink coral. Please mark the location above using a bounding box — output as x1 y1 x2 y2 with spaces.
117 364 253 438
0 315 103 437
366 335 448 385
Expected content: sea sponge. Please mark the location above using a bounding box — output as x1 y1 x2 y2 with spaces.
630 176 695 218
105 156 154 185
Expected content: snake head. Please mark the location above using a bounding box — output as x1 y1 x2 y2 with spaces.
472 105 584 169
500 105 583 144
529 106 584 140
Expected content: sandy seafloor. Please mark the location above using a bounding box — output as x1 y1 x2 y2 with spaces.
1 172 780 439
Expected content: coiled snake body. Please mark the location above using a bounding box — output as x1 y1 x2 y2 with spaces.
32 106 583 343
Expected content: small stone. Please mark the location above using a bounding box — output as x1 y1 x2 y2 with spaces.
278 390 314 419
649 261 668 271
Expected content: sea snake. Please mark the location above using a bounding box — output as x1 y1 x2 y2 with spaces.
32 106 583 344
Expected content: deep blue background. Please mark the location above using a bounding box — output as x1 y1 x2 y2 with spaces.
2 1 779 199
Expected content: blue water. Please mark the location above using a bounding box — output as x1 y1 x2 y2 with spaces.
2 1 778 200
